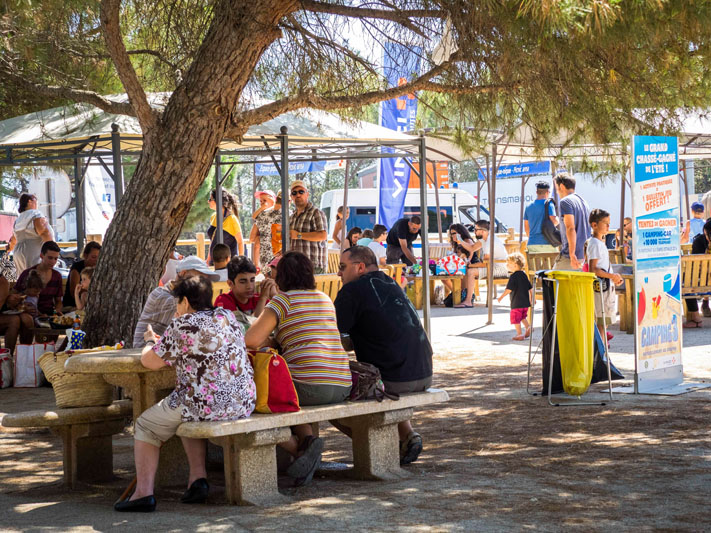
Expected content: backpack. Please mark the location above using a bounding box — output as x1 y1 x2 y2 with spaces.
541 199 562 247
349 361 399 402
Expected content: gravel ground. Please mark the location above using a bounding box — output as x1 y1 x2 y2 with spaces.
1 293 710 532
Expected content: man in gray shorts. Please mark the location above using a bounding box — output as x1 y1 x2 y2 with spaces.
334 245 433 465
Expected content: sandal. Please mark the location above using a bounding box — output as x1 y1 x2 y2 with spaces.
512 335 525 341
703 306 711 318
455 303 473 308
683 320 703 328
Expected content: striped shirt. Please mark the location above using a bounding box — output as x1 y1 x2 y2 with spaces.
266 290 351 387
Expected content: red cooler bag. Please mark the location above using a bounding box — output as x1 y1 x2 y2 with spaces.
249 348 300 414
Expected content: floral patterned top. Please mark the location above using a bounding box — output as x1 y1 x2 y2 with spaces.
153 308 256 421
254 207 282 267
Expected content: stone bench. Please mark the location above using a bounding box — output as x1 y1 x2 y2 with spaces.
2 400 132 488
177 388 449 505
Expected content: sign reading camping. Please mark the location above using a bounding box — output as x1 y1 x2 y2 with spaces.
631 135 683 392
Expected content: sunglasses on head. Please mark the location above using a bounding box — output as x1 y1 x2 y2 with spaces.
291 189 306 196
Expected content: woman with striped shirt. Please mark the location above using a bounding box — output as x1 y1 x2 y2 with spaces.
245 251 351 486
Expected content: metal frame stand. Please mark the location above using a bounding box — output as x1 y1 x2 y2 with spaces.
526 274 614 407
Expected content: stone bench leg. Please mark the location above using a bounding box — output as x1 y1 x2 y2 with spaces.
51 419 126 489
342 408 413 481
212 427 291 505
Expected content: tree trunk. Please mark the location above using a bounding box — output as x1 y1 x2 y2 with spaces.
84 0 297 346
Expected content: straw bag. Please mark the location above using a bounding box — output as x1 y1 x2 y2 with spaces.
38 348 114 408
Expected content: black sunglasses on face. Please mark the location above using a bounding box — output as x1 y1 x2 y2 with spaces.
291 189 306 196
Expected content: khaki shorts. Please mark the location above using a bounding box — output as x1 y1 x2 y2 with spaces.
594 285 617 326
134 397 183 447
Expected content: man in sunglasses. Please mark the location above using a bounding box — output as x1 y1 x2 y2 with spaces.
288 180 328 273
335 245 432 465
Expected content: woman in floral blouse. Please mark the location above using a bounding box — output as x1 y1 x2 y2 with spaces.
114 276 256 513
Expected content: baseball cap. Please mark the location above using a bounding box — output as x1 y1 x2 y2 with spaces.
290 180 307 192
254 190 275 200
535 181 550 190
691 201 704 212
175 256 221 281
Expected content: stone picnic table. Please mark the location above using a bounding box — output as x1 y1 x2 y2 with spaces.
64 347 185 486
64 348 175 421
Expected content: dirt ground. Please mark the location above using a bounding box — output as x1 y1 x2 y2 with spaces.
1 298 710 532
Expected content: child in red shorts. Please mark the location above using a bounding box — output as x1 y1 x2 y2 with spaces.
497 252 533 341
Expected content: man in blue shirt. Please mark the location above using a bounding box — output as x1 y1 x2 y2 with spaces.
523 181 559 253
553 173 591 271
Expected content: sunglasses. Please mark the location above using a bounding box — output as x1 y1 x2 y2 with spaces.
291 189 306 196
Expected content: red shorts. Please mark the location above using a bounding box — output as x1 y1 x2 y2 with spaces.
510 308 528 325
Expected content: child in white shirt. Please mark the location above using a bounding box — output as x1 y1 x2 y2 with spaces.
587 209 623 341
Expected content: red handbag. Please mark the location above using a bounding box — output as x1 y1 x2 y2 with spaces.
249 348 300 414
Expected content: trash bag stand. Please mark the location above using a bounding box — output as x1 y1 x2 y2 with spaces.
526 274 615 407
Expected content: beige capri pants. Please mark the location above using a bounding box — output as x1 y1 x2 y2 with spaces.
134 397 183 447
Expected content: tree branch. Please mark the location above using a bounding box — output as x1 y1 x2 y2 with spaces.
0 68 136 116
300 0 446 21
233 58 515 134
100 0 159 131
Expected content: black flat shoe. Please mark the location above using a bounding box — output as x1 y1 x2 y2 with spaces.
114 495 156 512
181 478 209 504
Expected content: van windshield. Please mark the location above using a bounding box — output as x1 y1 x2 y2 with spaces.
404 206 453 230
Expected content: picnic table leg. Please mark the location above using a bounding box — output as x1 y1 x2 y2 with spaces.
213 427 292 505
413 279 424 310
453 278 461 306
52 419 126 488
342 408 414 481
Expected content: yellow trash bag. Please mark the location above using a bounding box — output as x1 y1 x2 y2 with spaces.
548 271 596 397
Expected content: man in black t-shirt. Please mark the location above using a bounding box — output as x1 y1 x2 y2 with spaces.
335 245 433 465
385 215 422 266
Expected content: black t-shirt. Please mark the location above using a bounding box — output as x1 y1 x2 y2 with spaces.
691 232 709 255
386 218 420 248
63 259 85 307
334 270 432 383
505 270 532 309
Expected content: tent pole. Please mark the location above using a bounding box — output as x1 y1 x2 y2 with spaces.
681 160 691 223
476 178 481 219
110 123 124 206
487 144 497 325
430 160 443 243
280 126 290 253
551 160 559 207
74 155 85 253
340 158 350 251
215 152 224 246
619 171 626 249
419 135 431 338
519 175 528 243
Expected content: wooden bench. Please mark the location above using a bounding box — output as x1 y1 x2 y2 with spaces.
385 263 407 287
608 248 627 265
681 255 711 318
176 389 449 505
315 274 342 302
1 400 132 488
473 260 509 302
407 275 462 309
327 250 340 273
525 251 559 302
212 280 230 302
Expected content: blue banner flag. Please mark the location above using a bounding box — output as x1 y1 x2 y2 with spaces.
378 42 421 228
256 160 326 176
477 161 551 181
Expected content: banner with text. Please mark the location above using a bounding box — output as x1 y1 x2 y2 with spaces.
477 161 551 181
631 135 683 392
377 42 420 228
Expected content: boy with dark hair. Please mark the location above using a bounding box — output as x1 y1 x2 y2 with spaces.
368 224 388 266
587 208 623 340
212 243 231 281
214 256 275 318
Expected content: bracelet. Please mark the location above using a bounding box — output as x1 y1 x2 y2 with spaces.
145 340 156 347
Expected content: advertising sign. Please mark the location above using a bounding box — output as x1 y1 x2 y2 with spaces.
477 161 551 181
377 41 420 228
631 136 683 392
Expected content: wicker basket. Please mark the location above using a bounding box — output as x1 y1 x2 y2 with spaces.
38 349 113 408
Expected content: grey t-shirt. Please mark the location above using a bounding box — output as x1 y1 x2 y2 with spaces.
559 193 591 261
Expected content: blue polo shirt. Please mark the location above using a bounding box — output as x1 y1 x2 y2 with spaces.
524 199 556 245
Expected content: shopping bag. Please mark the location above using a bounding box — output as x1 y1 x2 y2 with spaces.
0 349 12 388
435 254 467 275
13 343 55 388
249 348 299 414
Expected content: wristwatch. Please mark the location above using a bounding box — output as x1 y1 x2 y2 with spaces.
297 232 303 240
